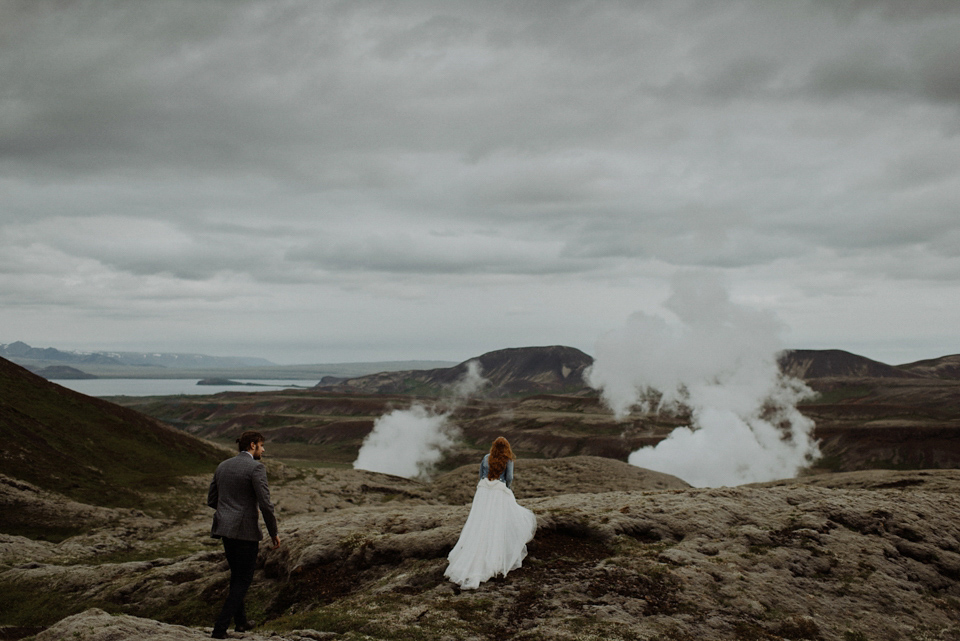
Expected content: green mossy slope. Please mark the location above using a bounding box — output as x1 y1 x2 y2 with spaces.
0 356 224 511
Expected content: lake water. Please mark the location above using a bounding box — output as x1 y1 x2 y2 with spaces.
54 378 317 397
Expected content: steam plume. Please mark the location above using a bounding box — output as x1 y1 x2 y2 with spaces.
449 360 490 398
353 360 486 479
352 404 456 479
586 272 819 487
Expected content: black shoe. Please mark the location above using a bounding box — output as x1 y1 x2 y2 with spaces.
211 631 230 639
235 620 257 632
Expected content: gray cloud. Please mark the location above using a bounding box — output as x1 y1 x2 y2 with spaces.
823 0 960 20
2 0 959 363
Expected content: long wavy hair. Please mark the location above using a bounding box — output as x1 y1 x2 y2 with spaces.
487 436 515 481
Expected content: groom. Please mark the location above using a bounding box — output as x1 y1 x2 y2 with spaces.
207 430 281 639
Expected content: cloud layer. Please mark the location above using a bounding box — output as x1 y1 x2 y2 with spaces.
2 1 959 363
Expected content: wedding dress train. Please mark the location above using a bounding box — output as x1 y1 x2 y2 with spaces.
444 478 537 590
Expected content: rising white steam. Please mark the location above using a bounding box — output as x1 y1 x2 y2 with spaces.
586 272 819 487
449 360 490 398
352 404 456 479
353 360 487 479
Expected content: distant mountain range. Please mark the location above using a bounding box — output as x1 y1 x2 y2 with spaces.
0 341 457 380
0 341 274 369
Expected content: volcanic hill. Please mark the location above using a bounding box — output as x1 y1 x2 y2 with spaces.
777 349 921 379
319 345 594 396
898 353 960 380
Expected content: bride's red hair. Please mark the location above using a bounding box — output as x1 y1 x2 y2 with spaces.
487 436 515 481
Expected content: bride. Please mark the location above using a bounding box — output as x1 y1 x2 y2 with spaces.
445 437 538 590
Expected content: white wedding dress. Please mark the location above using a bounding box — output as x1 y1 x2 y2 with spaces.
444 478 538 590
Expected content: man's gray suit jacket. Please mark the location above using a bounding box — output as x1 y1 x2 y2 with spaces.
207 452 278 542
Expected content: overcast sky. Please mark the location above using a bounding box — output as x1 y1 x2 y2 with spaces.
2 0 959 365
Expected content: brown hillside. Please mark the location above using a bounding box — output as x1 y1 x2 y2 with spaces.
897 354 960 380
323 345 594 396
778 349 924 379
0 356 224 514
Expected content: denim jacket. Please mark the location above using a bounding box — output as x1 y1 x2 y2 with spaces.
478 453 514 489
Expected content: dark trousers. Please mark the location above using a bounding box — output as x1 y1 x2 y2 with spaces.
213 537 259 633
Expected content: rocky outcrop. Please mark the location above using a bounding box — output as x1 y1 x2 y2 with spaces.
432 455 689 504
0 473 187 569
34 609 324 641
5 468 960 641
36 609 207 641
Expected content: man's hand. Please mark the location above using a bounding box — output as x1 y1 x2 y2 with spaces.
271 535 281 549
